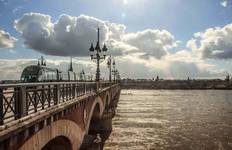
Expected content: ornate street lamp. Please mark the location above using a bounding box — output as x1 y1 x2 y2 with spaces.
88 73 93 81
80 70 86 81
117 71 121 82
89 28 108 82
112 60 117 82
107 55 113 82
115 69 118 82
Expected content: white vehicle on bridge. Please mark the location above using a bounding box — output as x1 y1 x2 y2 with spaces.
20 65 77 82
20 57 77 82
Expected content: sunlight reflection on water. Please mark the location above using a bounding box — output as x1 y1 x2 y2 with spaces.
104 90 232 150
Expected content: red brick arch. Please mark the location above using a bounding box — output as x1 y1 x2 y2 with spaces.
85 97 104 133
104 91 111 108
19 120 85 150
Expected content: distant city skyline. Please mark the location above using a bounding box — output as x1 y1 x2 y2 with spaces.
0 0 232 80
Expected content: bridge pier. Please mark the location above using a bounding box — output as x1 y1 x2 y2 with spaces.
80 110 115 150
79 86 121 150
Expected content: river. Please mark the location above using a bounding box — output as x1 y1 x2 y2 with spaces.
104 90 232 150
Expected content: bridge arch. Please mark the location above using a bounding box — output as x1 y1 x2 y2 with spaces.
91 103 101 121
42 136 72 150
19 120 85 150
104 91 111 109
86 97 104 133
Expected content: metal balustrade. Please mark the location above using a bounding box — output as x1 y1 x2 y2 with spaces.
101 82 111 89
0 81 115 125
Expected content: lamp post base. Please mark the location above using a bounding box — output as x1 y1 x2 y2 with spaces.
96 81 100 91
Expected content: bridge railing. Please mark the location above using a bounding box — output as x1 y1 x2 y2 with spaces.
0 82 107 125
100 82 112 89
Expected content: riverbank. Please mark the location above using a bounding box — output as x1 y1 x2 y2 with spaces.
120 79 232 90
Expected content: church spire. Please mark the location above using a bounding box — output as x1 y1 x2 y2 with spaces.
69 57 73 71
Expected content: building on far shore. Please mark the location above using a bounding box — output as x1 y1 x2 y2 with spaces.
120 77 232 90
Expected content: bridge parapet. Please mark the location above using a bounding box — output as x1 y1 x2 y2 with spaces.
0 82 120 125
0 82 97 125
0 81 121 150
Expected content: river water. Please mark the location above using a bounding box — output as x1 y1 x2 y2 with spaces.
104 90 232 150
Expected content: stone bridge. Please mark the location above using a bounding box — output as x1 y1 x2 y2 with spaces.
0 82 121 150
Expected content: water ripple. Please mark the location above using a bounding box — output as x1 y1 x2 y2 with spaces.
105 90 232 150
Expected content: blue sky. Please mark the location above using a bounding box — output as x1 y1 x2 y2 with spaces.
0 0 232 79
1 0 232 44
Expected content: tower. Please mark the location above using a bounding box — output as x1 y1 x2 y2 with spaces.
69 57 73 72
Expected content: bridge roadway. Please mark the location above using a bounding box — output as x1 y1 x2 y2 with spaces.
0 81 121 150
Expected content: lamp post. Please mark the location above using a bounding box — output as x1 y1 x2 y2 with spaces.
80 70 85 81
112 60 117 82
90 73 93 81
115 69 118 82
89 28 108 88
117 71 120 82
107 55 113 82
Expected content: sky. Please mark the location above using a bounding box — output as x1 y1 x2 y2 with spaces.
0 0 232 80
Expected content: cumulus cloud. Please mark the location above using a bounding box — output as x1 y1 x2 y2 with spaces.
15 13 178 59
186 39 197 50
0 29 17 48
11 13 230 79
15 13 122 56
220 0 230 7
123 29 178 59
188 23 232 59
